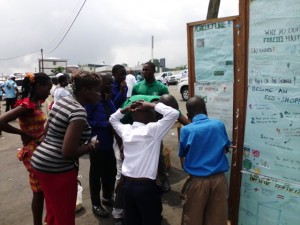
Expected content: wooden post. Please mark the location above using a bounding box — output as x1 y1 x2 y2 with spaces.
207 0 221 19
229 1 248 225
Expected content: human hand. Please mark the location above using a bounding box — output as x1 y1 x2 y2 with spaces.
128 100 144 112
130 101 155 111
120 81 127 93
36 135 46 145
90 136 99 152
21 132 35 146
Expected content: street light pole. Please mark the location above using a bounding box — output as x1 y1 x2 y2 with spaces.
151 35 154 63
41 49 44 73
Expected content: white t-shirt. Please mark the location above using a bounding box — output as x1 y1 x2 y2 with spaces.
125 74 137 98
53 86 70 103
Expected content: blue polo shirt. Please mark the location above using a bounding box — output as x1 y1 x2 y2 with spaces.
178 114 230 177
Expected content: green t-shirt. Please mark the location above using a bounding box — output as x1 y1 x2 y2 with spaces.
132 80 169 96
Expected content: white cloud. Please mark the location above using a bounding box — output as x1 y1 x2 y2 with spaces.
0 0 238 75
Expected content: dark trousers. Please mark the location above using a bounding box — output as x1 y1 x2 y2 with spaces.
89 149 116 206
157 143 168 184
123 179 162 225
5 97 17 112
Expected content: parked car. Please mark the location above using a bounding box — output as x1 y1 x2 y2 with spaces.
166 73 181 85
177 77 189 101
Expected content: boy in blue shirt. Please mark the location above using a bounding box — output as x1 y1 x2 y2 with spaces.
179 96 230 225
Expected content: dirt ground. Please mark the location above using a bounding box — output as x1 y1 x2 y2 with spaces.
0 86 188 225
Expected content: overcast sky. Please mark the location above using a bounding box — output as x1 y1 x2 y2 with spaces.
0 0 238 74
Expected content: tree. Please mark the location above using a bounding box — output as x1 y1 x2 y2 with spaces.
174 65 188 71
51 66 65 74
146 59 160 68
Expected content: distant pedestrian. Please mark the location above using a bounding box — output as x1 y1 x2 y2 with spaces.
0 74 19 111
179 96 230 225
44 76 59 117
125 69 137 98
136 72 143 82
0 72 52 225
162 74 168 85
52 73 70 107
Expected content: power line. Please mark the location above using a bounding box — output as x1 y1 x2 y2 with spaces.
0 0 86 61
46 0 87 54
0 49 40 61
46 0 84 51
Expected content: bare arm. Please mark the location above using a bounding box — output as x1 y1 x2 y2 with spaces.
62 120 99 159
177 114 190 126
0 106 35 144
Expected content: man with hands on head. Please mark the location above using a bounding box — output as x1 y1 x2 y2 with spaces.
109 99 179 225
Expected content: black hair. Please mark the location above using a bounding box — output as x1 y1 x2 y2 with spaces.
51 77 59 85
71 71 102 97
112 64 125 75
21 72 51 99
159 94 179 110
58 74 69 84
144 62 156 71
186 96 207 117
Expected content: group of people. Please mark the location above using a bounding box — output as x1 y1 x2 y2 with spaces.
0 62 231 225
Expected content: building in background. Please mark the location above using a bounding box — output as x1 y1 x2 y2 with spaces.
96 65 143 75
79 64 104 72
38 57 68 75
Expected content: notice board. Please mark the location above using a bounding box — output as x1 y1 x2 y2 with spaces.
239 0 300 224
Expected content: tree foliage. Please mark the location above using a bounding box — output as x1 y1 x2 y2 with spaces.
51 66 65 74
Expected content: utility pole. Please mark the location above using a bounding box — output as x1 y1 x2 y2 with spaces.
41 49 44 73
151 35 154 63
207 0 221 19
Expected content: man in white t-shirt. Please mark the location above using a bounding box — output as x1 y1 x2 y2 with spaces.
125 69 137 98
